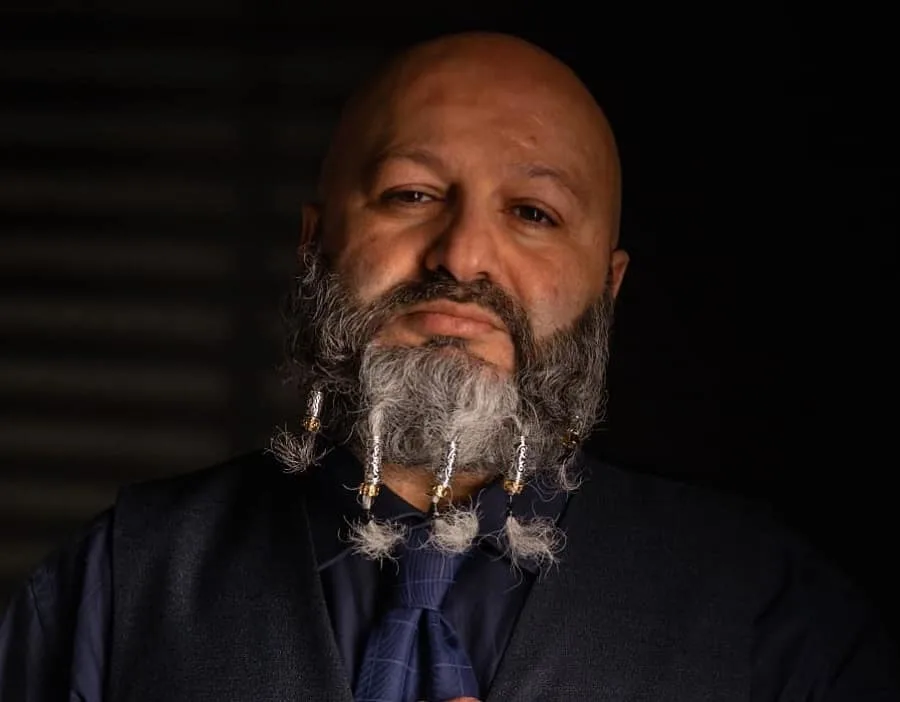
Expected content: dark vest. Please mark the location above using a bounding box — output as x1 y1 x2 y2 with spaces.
107 451 775 700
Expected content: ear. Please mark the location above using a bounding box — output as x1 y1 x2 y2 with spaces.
608 248 630 299
298 202 322 252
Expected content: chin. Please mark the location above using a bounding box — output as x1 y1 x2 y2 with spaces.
422 335 469 350
372 334 514 375
430 340 514 377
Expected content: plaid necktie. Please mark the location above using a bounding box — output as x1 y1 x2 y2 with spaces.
353 527 480 702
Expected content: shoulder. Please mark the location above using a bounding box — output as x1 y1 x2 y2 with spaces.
23 509 112 628
0 509 112 698
577 455 900 693
113 450 304 533
580 454 794 550
116 449 288 506
110 450 317 581
577 454 782 546
573 453 858 616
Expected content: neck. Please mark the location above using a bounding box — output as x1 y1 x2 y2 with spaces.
382 463 495 512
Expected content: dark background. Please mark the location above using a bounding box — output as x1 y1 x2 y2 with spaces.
1 2 897 641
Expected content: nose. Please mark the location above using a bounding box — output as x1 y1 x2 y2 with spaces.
422 199 498 283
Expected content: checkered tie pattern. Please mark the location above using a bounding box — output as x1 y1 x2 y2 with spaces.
353 527 480 702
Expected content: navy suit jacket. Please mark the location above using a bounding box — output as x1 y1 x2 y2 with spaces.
2 450 899 700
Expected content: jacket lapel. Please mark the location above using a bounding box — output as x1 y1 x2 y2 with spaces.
484 461 605 702
287 474 355 701
485 495 585 702
109 454 355 701
484 567 576 701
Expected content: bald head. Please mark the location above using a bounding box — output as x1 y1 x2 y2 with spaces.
319 32 621 245
300 30 629 374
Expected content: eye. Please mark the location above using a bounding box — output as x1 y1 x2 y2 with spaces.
381 189 437 205
511 204 558 227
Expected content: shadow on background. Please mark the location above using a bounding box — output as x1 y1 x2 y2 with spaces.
1 3 897 640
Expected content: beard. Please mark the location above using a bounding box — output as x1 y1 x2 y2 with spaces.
272 244 614 490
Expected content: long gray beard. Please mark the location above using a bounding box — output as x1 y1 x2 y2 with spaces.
356 344 520 475
270 244 615 563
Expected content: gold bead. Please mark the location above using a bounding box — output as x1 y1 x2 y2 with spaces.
303 416 321 433
358 482 380 498
503 478 525 496
561 428 580 449
428 483 449 499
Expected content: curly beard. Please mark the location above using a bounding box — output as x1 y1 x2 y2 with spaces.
270 243 614 489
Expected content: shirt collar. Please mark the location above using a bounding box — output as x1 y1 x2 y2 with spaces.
304 444 574 575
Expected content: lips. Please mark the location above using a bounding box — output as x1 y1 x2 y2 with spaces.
403 300 505 333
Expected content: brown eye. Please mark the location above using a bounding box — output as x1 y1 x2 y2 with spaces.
512 204 558 226
382 190 436 204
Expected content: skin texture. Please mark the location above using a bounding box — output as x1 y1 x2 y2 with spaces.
299 32 629 511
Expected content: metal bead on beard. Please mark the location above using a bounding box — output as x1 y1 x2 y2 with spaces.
346 406 407 562
269 244 616 567
270 387 325 474
351 343 520 558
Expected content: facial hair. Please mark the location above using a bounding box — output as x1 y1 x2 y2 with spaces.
273 244 614 488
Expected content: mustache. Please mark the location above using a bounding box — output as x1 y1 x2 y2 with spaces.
359 272 538 360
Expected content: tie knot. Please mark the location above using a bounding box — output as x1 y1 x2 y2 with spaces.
394 529 464 611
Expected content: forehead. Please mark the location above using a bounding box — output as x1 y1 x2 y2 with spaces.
359 60 611 188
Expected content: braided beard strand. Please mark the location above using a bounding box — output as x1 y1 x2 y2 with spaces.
270 245 615 559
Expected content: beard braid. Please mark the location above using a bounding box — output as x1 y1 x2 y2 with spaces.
269 423 323 474
428 504 481 555
504 513 567 572
271 243 615 565
345 516 407 562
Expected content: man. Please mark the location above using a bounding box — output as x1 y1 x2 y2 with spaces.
1 31 898 701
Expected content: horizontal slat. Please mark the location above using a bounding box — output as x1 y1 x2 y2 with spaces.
0 80 257 113
0 297 233 341
0 540 58 580
261 374 301 413
0 453 223 484
2 146 313 180
1 47 375 91
0 236 236 279
0 358 231 405
0 111 240 150
4 0 243 19
1 209 296 231
0 112 334 153
0 174 315 220
0 398 238 431
0 10 503 51
0 514 109 546
0 478 115 521
2 48 241 86
0 172 238 215
0 78 350 116
0 417 229 465
0 334 233 361
272 182 316 217
0 274 288 306
266 247 301 277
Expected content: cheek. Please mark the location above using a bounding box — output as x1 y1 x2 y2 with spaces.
519 256 597 338
330 229 414 303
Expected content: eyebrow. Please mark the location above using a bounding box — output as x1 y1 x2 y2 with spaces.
363 146 448 186
364 146 586 205
509 161 586 205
